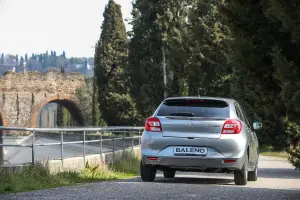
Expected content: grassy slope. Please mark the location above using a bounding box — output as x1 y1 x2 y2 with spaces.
260 151 288 158
0 157 140 194
259 145 288 158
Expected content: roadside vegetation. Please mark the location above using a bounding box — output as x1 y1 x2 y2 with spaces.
260 145 288 158
0 157 140 194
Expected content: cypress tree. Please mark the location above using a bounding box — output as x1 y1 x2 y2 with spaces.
20 56 24 68
16 54 19 65
128 0 165 118
128 0 195 118
0 53 4 65
94 0 138 126
187 0 230 97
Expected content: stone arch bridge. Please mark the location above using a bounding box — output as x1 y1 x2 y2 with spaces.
0 69 87 128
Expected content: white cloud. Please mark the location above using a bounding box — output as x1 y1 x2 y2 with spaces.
0 0 132 57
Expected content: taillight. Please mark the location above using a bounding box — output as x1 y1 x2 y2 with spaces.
222 120 242 134
145 117 162 132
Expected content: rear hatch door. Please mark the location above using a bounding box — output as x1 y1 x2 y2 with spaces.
156 98 229 139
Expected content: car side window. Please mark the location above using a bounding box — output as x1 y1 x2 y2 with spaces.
239 105 251 128
234 103 245 122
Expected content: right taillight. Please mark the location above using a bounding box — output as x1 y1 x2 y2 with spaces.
221 119 242 134
145 117 162 132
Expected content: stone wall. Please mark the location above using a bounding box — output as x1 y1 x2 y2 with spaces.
0 69 86 128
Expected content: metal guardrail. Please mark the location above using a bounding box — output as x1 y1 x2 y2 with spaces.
0 126 144 166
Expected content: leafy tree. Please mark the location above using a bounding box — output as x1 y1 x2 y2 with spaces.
56 104 63 127
0 53 4 65
84 60 88 70
76 78 104 126
221 0 295 151
155 0 195 97
128 0 229 118
15 54 19 65
94 0 139 125
38 54 43 63
128 0 174 118
262 1 300 169
20 56 24 68
187 0 230 97
44 51 49 67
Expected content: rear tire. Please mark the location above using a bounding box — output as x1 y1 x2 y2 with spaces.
248 163 258 181
234 156 248 186
163 170 176 178
140 161 156 182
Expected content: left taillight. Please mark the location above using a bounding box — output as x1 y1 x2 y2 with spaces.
145 117 162 132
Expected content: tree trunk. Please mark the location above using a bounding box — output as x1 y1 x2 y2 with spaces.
162 45 167 99
0 130 3 165
92 76 96 126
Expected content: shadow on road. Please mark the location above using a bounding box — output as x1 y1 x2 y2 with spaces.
117 175 233 185
155 177 233 185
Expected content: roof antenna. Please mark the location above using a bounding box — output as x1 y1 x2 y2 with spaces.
198 88 201 98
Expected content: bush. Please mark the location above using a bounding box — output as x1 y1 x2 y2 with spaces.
284 119 300 170
103 93 141 126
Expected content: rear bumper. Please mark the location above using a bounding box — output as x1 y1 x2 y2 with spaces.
142 154 246 170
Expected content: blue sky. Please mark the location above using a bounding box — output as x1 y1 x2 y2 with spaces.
0 0 132 57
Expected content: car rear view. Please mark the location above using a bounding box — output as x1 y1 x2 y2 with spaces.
140 97 252 185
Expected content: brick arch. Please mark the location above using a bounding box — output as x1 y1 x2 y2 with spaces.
30 94 86 128
0 110 8 127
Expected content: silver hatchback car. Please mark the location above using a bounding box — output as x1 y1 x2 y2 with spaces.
140 96 262 185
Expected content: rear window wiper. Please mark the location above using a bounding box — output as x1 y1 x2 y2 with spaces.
169 112 195 117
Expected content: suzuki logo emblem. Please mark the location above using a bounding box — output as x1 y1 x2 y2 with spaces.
189 123 193 127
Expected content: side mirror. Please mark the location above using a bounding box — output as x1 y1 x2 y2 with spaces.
253 122 262 130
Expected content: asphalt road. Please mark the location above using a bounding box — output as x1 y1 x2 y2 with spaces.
1 155 300 200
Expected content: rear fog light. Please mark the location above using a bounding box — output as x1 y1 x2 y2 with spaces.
223 159 236 163
147 157 158 161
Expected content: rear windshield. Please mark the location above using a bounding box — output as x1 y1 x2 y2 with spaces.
157 99 230 118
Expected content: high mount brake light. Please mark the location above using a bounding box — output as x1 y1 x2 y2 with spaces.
145 117 162 132
222 120 242 134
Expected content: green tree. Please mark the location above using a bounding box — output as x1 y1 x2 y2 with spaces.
56 104 63 127
15 54 19 65
75 77 104 126
128 0 188 118
94 0 139 126
155 0 195 97
0 53 4 65
187 0 230 97
221 0 291 150
128 0 229 118
20 56 24 68
262 1 300 169
25 54 28 63
92 76 97 125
